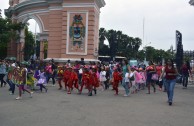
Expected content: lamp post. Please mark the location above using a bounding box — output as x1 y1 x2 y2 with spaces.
144 42 151 61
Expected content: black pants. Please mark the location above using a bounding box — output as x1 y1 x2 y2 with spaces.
47 74 55 85
39 84 47 92
0 74 6 87
104 79 110 90
182 75 188 88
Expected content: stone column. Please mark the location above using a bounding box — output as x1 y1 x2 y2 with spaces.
39 40 45 60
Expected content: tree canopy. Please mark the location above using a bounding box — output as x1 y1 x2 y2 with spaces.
99 28 142 60
99 27 174 63
0 18 25 59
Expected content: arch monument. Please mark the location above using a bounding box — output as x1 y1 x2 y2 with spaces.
5 0 105 62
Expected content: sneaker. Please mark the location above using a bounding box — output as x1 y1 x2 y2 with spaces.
30 92 33 98
123 94 129 97
52 85 56 87
9 93 14 95
16 97 22 100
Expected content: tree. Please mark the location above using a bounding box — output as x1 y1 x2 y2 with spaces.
24 27 35 61
0 18 25 59
98 28 142 60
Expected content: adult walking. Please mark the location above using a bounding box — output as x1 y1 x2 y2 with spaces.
121 59 131 96
0 60 7 87
160 59 178 106
181 61 192 89
146 61 156 94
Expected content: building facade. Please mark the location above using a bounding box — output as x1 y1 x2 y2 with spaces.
5 0 105 62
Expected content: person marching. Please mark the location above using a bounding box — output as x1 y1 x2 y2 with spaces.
16 64 33 100
57 66 64 90
63 66 70 91
36 69 48 93
112 67 122 95
99 66 106 91
89 66 99 96
138 68 146 90
67 67 79 94
146 61 156 94
79 66 91 95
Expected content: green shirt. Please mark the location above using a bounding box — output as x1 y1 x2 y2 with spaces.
122 64 130 77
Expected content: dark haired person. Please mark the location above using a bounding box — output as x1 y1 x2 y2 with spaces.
160 59 178 106
146 61 156 94
181 61 192 89
0 60 7 87
121 59 131 96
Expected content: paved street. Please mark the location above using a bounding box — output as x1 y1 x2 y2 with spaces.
0 83 194 126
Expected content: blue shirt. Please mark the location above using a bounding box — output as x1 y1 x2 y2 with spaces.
0 64 6 74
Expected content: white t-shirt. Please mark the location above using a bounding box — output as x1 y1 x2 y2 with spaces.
125 72 130 82
100 71 106 82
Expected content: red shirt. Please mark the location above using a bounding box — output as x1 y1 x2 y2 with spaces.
165 66 176 80
113 71 122 82
156 65 163 76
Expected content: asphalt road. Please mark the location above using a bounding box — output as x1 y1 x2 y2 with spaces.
0 83 194 126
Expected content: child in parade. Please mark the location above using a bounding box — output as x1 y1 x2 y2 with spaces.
57 66 64 90
134 67 144 92
146 61 156 94
89 66 99 96
104 66 110 90
130 67 137 94
63 66 70 91
36 69 48 93
67 67 79 94
79 66 91 95
138 68 146 90
112 67 122 95
16 65 33 100
124 70 130 96
99 66 106 91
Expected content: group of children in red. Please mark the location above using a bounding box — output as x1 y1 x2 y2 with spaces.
57 65 99 96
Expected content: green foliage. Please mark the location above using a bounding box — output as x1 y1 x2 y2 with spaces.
24 27 35 61
0 18 26 59
99 28 142 60
44 41 48 59
99 27 174 62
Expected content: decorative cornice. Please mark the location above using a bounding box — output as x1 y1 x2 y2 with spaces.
95 0 106 8
189 0 194 5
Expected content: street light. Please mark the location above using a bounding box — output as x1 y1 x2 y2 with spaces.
144 42 151 61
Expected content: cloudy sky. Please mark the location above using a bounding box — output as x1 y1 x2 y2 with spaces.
1 0 194 51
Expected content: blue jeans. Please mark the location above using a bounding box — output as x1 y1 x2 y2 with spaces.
163 78 167 91
166 79 176 102
122 78 130 95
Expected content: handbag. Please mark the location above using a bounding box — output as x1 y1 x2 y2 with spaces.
151 74 159 81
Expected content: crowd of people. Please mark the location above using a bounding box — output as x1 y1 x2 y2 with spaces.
0 58 193 106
